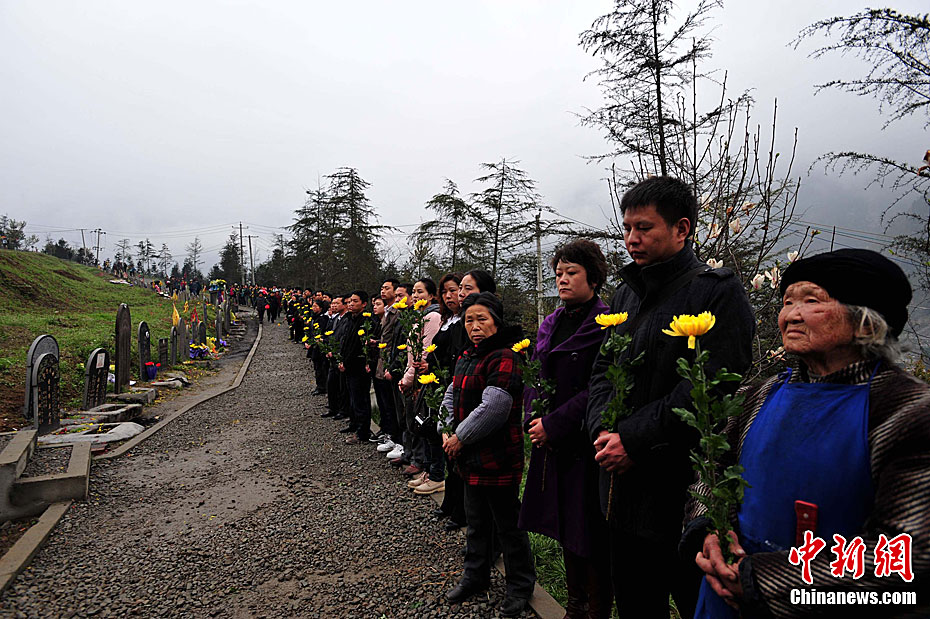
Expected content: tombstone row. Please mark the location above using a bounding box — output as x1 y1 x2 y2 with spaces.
24 303 199 433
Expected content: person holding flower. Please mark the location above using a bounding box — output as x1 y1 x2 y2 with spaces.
684 248 929 618
399 278 444 487
340 290 372 444
585 176 755 618
441 292 536 617
517 238 613 618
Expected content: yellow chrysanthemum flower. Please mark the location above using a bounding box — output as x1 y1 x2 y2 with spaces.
378 343 387 349
301 336 308 342
393 296 409 309
662 312 716 349
324 330 334 336
357 329 365 336
424 344 437 354
413 298 428 310
362 312 372 317
397 344 408 350
418 373 438 385
315 335 322 340
511 339 531 353
595 313 629 330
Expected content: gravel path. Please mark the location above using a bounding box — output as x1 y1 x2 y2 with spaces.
0 319 525 618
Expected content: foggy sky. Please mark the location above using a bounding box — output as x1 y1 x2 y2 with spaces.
1 0 927 272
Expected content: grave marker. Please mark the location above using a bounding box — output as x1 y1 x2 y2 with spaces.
23 334 59 420
82 347 109 410
158 337 170 368
138 321 151 381
169 326 178 366
197 321 207 345
32 352 60 433
115 304 131 393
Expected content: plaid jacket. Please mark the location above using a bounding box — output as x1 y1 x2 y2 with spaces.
452 326 525 487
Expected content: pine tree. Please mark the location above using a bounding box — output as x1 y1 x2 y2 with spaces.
186 237 203 276
411 179 486 272
471 158 548 279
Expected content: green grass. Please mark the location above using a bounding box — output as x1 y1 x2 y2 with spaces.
0 250 220 429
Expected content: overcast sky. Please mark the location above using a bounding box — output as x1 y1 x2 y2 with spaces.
1 0 927 271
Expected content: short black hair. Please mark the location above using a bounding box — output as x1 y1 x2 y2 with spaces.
383 278 400 288
315 299 330 313
416 277 438 298
350 289 368 303
551 239 609 293
463 269 496 294
399 282 414 292
620 176 696 237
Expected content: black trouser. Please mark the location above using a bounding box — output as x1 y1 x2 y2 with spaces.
257 307 265 322
563 545 613 619
346 372 372 440
423 431 445 482
314 356 328 393
339 372 351 418
440 462 466 525
462 484 536 600
608 523 701 619
326 365 341 414
372 378 400 441
391 378 406 447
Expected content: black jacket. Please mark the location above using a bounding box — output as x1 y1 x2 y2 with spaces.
585 245 755 541
339 311 368 374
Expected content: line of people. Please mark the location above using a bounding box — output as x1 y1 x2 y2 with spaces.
269 175 927 618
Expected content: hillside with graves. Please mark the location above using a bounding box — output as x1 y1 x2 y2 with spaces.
0 250 205 431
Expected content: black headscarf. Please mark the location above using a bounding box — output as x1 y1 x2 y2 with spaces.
780 248 911 337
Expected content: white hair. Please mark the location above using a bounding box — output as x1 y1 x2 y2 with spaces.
844 304 901 363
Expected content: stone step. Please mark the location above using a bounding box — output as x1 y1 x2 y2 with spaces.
0 430 38 522
61 403 143 424
9 443 91 519
106 387 157 405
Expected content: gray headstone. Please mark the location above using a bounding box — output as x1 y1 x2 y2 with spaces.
23 334 59 420
197 321 207 345
169 326 178 366
158 338 170 368
203 300 208 325
82 347 109 410
224 300 231 332
32 352 60 433
138 321 151 381
178 318 188 358
215 311 223 340
115 304 131 393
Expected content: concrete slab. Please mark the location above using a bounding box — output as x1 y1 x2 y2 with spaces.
151 379 184 390
9 443 91 518
106 387 157 405
0 501 71 593
61 403 143 425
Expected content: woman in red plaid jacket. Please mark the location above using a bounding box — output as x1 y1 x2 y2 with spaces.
441 292 537 617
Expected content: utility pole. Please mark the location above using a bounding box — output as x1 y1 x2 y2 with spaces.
92 229 104 265
246 235 258 286
239 222 245 286
535 212 544 328
79 228 87 259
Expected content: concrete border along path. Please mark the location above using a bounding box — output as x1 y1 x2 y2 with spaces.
0 319 536 618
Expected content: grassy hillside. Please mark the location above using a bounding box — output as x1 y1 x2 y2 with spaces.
0 250 217 431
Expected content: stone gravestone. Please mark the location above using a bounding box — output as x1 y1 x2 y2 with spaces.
215 310 223 340
138 321 151 381
224 300 231 332
115 304 131 393
178 318 188 359
82 347 109 410
23 334 59 420
197 321 207 345
158 338 170 368
32 352 60 433
169 326 178 367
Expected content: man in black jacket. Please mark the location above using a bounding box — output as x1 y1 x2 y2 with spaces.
324 296 349 419
585 176 755 618
340 290 372 444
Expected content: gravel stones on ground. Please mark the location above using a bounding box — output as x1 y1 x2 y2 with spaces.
20 445 71 478
0 318 529 618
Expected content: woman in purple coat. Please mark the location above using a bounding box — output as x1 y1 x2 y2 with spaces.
518 239 613 619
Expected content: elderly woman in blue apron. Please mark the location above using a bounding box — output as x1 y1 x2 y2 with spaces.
683 248 929 618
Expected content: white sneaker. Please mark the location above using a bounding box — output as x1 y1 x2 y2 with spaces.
376 439 396 453
386 444 404 459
